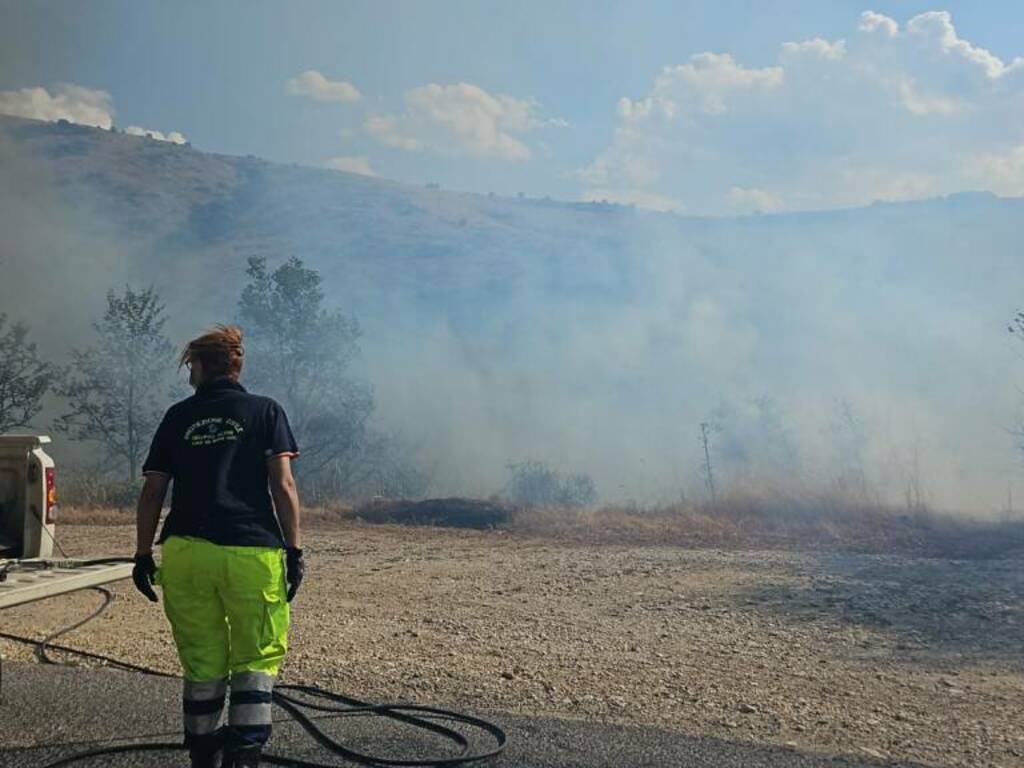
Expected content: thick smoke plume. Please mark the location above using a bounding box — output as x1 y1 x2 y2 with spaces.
1 117 1022 513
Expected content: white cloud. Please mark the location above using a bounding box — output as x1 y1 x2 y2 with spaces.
618 53 783 120
364 83 541 161
859 11 898 37
324 155 377 177
965 145 1024 196
0 84 113 128
895 75 962 115
0 84 186 143
287 70 362 103
582 10 1024 214
727 186 785 213
579 147 661 188
905 11 1014 79
125 125 187 144
780 37 846 61
837 167 943 203
363 114 425 152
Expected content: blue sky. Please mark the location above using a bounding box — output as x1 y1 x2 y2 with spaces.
2 1 1024 212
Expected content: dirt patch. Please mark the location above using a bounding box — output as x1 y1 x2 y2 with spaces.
2 520 1022 767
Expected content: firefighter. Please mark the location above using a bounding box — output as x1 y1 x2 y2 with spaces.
132 325 304 768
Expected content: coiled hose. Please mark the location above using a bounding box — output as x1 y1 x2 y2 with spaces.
0 585 507 767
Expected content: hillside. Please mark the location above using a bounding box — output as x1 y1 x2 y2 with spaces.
1 114 1023 508
4 114 1021 331
1 114 653 330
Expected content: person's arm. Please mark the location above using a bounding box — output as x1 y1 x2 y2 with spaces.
268 455 301 549
137 408 174 556
132 473 170 603
135 473 170 555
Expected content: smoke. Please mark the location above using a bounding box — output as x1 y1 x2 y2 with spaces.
361 200 1024 514
0 128 132 353
2 116 1023 514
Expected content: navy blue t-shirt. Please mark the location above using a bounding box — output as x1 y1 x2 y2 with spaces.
142 377 299 548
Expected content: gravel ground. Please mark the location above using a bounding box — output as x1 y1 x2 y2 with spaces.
2 522 1022 767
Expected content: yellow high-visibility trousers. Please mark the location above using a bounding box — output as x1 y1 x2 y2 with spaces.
156 535 289 751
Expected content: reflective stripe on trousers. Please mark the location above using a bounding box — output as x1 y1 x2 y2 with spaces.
183 677 227 739
228 670 275 748
180 672 275 748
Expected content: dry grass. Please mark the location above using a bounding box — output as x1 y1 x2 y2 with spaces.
56 501 357 527
514 491 1024 559
55 506 135 526
56 491 1024 559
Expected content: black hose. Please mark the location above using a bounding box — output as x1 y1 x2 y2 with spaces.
0 587 507 767
35 587 115 666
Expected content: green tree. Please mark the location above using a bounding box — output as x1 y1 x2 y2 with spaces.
55 286 173 482
0 315 53 432
238 256 374 483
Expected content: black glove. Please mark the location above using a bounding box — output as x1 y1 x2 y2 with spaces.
285 547 304 603
132 553 159 602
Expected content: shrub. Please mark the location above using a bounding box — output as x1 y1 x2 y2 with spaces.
503 460 597 507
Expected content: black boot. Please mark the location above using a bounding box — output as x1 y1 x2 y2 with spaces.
187 727 224 768
223 746 261 767
189 743 223 768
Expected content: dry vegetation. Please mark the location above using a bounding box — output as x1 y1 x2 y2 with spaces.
56 501 357 528
58 491 1024 560
512 495 1024 559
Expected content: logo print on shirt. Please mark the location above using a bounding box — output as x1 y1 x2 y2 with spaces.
184 417 245 447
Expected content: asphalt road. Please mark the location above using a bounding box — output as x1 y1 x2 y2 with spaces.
0 662 920 767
